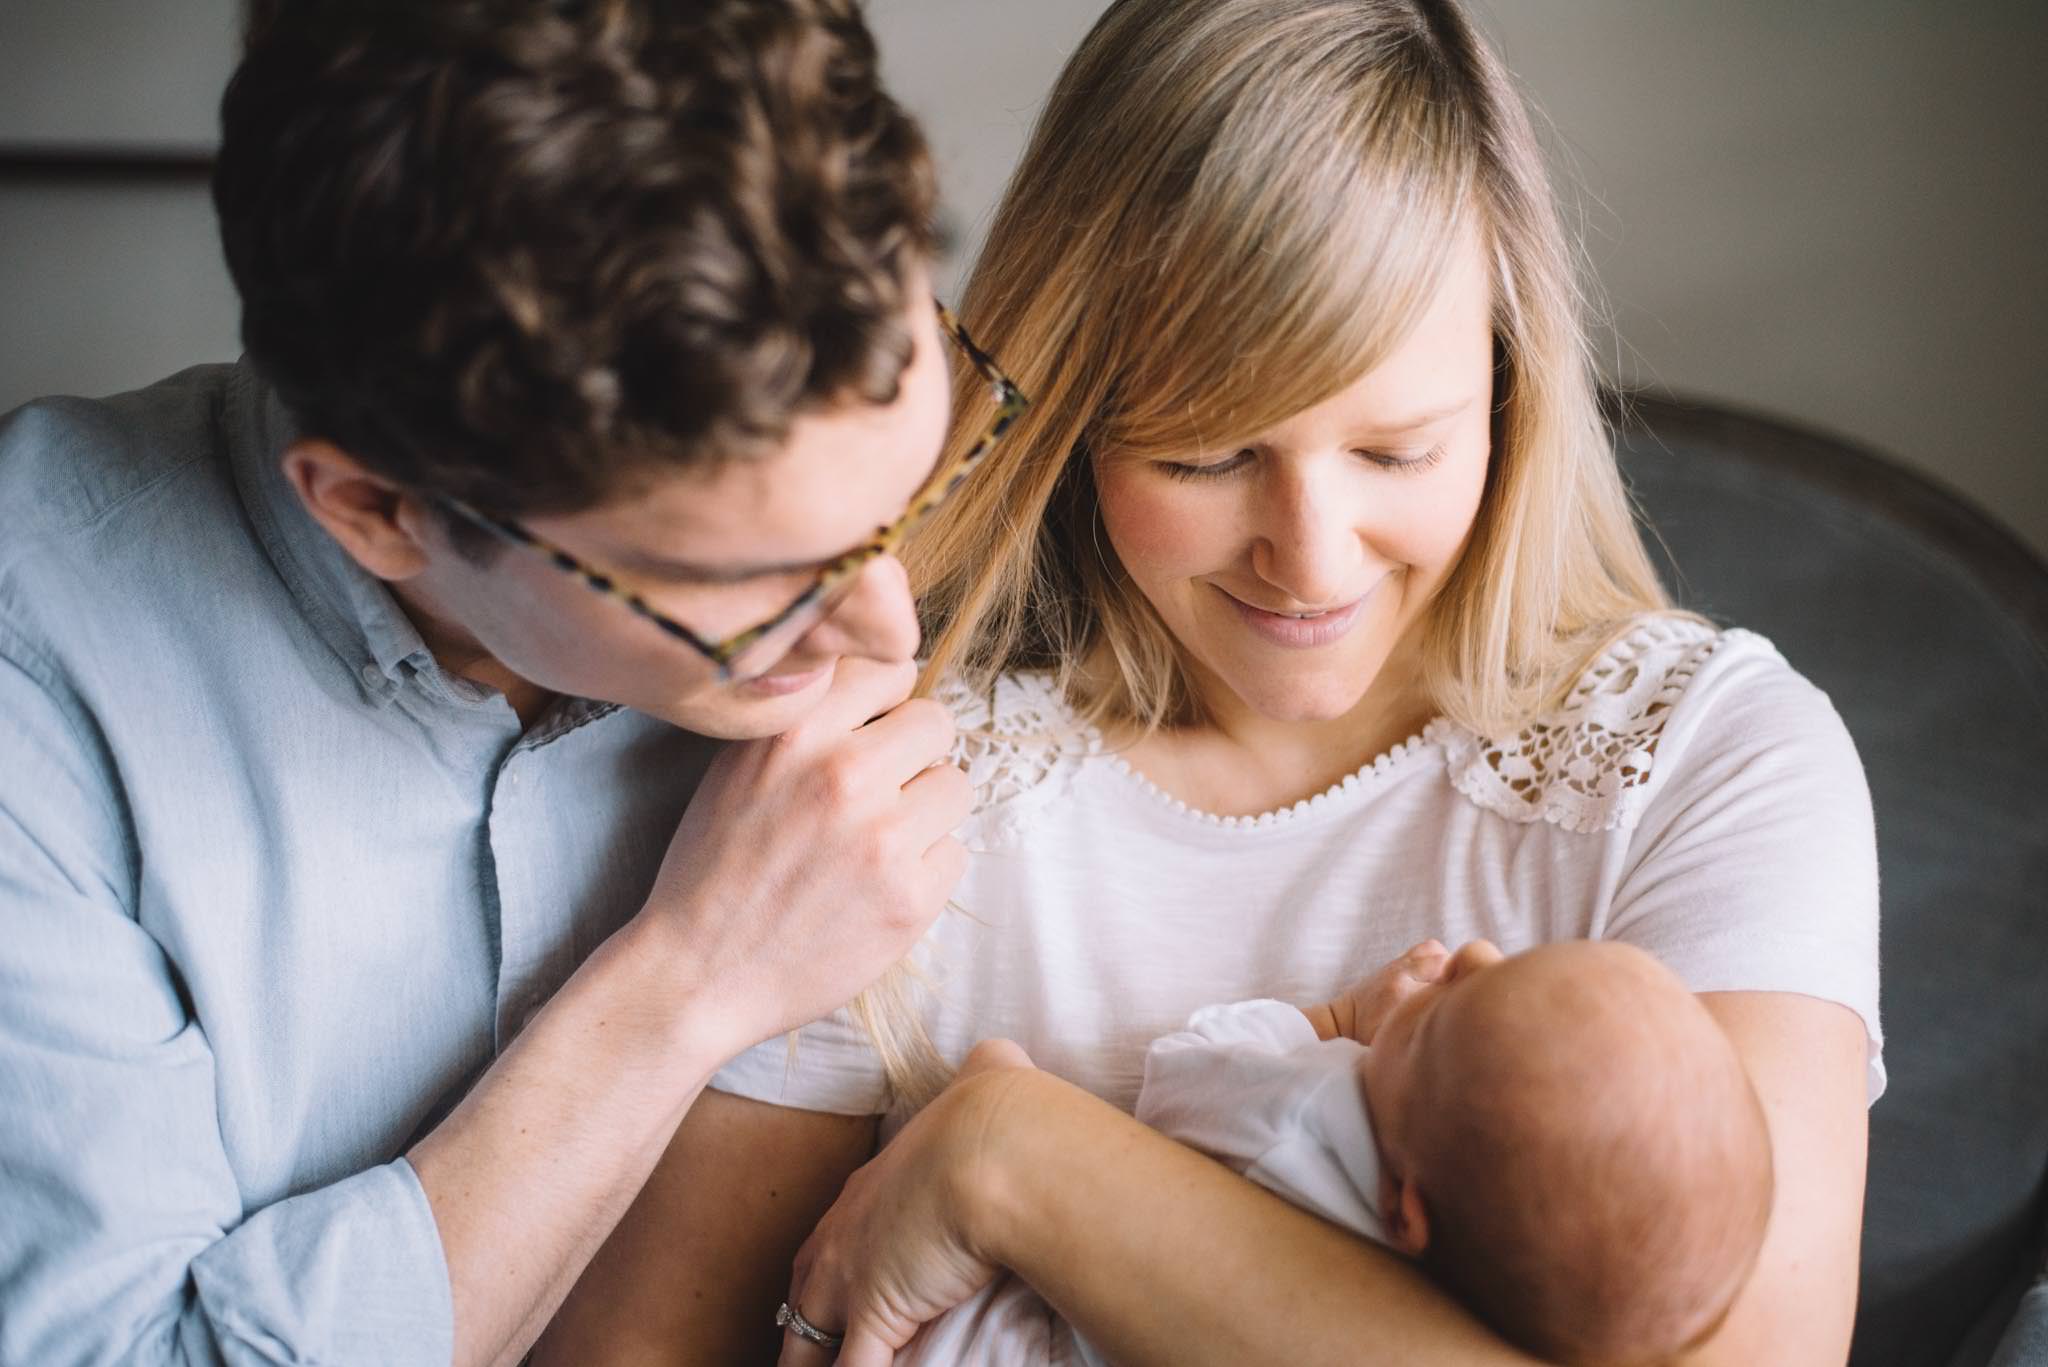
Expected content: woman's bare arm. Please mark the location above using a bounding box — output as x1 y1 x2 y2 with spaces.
789 991 1870 1367
787 1052 1540 1367
997 990 1869 1367
975 1067 1539 1367
535 1089 877 1367
1683 992 1870 1365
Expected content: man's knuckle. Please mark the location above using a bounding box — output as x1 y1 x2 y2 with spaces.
815 754 866 808
916 698 958 746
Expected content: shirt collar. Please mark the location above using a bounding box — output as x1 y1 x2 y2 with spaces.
224 361 435 704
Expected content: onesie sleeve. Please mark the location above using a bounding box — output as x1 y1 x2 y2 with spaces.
1603 633 1884 1100
1138 1001 1386 1240
1136 1000 1359 1168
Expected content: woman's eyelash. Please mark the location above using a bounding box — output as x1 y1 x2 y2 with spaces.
1161 450 1255 481
1159 443 1446 481
1361 442 1446 472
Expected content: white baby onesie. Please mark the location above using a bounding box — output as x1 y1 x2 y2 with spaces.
896 1000 1388 1366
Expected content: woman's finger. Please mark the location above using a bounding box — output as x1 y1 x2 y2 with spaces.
837 1322 900 1367
774 1261 849 1367
773 1309 849 1367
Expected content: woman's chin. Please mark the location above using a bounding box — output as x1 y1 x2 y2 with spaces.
1221 671 1375 726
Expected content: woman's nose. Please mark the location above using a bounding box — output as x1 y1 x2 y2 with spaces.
1249 461 1363 607
799 552 921 667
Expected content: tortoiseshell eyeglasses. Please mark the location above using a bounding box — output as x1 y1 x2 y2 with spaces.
438 303 1027 683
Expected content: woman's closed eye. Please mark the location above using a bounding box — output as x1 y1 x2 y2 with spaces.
1159 449 1257 481
1157 442 1446 482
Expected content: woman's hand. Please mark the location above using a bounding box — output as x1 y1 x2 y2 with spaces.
1307 939 1453 1044
776 1040 1037 1367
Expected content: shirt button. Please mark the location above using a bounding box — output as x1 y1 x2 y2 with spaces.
359 662 384 688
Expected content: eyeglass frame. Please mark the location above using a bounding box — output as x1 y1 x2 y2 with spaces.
435 302 1028 683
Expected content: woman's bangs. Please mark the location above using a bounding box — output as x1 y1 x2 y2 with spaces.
1099 78 1478 460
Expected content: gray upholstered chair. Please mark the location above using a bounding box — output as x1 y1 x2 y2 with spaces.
1611 393 2048 1366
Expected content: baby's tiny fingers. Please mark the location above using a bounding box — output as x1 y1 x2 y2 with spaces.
1404 940 1450 975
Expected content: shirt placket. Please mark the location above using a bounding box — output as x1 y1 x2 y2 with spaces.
486 751 573 1049
483 701 631 1051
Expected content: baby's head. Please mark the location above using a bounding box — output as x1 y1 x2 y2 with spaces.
1360 941 1773 1365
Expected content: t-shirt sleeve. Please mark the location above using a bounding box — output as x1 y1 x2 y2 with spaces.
1604 635 1884 1100
709 1005 890 1115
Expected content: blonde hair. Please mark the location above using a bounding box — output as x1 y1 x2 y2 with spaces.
910 0 1667 736
868 0 1672 1102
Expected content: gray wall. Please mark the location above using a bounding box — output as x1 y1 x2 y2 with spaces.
4 1 2042 554
0 1 240 420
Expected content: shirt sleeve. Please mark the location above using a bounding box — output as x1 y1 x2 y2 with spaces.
709 1004 892 1115
0 628 454 1366
1604 634 1885 1101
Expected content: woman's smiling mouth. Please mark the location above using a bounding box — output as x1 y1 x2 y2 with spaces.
1214 580 1383 648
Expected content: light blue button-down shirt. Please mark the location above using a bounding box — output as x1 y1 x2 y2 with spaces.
0 363 717 1365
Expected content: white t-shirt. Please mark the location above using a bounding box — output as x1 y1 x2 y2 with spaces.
714 614 1885 1130
898 999 1387 1367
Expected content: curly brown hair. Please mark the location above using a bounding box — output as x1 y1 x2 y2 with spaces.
215 0 936 516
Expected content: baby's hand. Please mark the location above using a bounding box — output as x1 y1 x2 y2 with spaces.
1306 940 1451 1044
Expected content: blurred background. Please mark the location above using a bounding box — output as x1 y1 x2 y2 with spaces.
2 0 2042 554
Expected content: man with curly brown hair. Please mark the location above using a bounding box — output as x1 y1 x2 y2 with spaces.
0 3 987 1363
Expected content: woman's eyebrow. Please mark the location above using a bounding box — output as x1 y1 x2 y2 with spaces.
1369 393 1481 432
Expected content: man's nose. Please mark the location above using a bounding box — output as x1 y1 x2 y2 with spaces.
800 553 921 666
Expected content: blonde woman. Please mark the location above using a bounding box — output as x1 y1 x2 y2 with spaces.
540 1 1879 1362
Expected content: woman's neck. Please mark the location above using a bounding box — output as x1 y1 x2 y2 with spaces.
1115 648 1436 819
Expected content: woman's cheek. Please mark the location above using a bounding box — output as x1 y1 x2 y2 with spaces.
1399 443 1491 577
1095 466 1217 579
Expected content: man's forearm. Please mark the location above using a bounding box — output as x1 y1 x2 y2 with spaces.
970 1070 1542 1367
410 913 733 1367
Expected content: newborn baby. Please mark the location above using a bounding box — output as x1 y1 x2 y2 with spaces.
900 939 1775 1366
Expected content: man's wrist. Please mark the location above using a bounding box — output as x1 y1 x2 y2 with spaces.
573 910 752 1094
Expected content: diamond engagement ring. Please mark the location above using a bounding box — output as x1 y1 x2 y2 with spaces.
776 1301 846 1351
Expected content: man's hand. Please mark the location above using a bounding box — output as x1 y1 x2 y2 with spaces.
639 658 971 1058
1304 939 1451 1044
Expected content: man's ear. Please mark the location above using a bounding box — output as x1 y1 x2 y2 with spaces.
281 439 432 581
1380 1171 1431 1259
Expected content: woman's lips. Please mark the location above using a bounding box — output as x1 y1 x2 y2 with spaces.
1217 582 1376 648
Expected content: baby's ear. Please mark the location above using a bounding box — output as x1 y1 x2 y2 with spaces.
1380 1174 1431 1259
1384 1180 1433 1262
